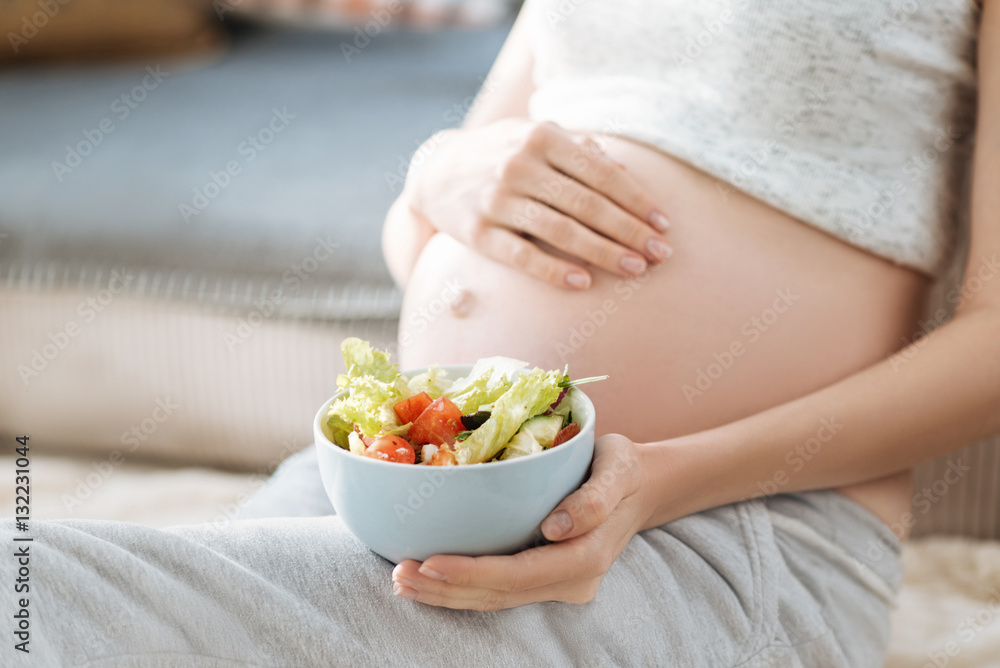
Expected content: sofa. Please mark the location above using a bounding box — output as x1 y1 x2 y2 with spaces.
0 17 998 667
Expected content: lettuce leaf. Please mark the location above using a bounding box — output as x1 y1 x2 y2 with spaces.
328 375 406 438
445 356 527 414
446 368 509 414
328 338 411 438
454 368 563 465
337 337 407 389
406 366 452 399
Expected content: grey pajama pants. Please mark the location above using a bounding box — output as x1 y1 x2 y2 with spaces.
4 446 903 667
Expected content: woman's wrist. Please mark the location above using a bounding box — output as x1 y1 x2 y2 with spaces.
404 127 462 224
636 426 756 529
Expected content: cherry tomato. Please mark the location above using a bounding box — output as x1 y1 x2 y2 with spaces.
551 422 580 448
365 435 416 464
408 396 465 446
393 392 433 424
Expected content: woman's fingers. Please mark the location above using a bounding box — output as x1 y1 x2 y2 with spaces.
530 172 673 265
543 435 643 541
499 125 672 267
392 570 603 611
387 437 648 611
389 498 641 609
490 192 651 278
471 224 592 290
540 483 618 543
390 532 606 607
538 127 671 233
407 118 672 289
410 539 587 591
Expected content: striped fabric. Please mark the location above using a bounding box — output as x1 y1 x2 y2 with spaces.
0 264 401 472
912 438 1000 539
910 219 1000 539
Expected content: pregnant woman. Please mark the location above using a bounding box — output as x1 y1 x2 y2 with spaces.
382 0 998 661
12 1 1000 666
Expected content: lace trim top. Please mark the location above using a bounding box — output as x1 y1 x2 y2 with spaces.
525 0 981 277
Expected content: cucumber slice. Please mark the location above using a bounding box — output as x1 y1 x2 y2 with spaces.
499 430 544 460
520 414 565 449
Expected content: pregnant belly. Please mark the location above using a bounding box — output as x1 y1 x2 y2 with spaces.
399 137 927 438
397 137 926 523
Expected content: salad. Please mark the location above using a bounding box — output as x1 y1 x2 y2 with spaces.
326 338 606 465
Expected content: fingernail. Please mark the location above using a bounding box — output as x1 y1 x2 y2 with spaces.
620 255 647 275
566 272 590 289
392 576 417 589
418 565 446 581
649 211 670 233
542 510 572 539
646 238 673 260
393 583 418 600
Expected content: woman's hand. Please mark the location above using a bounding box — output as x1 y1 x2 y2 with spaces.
390 434 650 610
406 119 673 290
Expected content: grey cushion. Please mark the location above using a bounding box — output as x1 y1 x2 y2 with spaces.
0 26 507 317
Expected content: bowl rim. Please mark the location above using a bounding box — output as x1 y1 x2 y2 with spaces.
314 363 596 470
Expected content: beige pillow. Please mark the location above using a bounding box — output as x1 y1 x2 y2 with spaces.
0 0 222 62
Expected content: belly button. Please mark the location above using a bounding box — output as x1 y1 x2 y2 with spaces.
448 287 474 317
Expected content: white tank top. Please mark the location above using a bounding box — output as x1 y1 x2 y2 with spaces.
525 0 981 277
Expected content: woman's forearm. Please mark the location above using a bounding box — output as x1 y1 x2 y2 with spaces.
640 0 1000 528
382 3 537 289
382 187 436 289
638 301 1000 527
382 128 466 289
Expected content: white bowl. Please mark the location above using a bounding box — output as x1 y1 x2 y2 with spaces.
314 364 596 563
